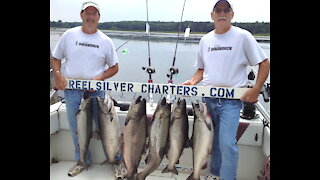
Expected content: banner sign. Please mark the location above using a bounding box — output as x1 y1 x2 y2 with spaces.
66 79 248 99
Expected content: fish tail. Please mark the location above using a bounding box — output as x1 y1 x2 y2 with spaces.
186 173 194 180
134 172 146 180
162 165 178 175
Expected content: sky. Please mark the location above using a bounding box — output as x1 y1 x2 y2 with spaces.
50 0 270 23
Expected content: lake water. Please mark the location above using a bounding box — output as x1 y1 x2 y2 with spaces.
50 28 270 113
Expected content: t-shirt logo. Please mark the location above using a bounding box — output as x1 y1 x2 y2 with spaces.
75 41 99 48
208 46 232 52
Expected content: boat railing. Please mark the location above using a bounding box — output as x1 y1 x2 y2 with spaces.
249 68 270 124
256 101 270 123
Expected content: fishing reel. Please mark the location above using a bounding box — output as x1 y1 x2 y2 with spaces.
167 67 179 78
167 67 179 76
142 66 156 83
142 66 156 74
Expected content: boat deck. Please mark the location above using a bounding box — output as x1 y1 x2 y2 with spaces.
50 161 202 180
50 161 248 180
50 102 269 180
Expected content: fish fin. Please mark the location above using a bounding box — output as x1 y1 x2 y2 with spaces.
142 140 148 156
162 166 178 175
186 173 194 180
143 139 150 164
112 98 119 106
93 130 100 140
160 135 169 159
159 146 166 159
205 114 212 131
169 116 175 127
108 106 113 113
134 172 145 180
125 117 130 126
144 154 150 164
149 115 155 125
165 139 170 159
184 137 191 148
201 162 207 169
120 133 124 153
145 137 150 151
75 109 81 116
188 136 193 149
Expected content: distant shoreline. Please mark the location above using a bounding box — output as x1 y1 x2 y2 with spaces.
50 27 270 43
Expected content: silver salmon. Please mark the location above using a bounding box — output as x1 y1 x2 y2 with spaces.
76 96 93 169
97 96 121 164
162 98 189 175
187 101 213 180
134 97 171 180
121 96 147 179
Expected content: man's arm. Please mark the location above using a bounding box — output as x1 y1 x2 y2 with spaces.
181 69 204 85
93 63 119 81
51 57 67 90
241 58 270 103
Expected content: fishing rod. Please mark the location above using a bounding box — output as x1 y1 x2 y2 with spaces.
167 0 187 83
142 0 156 106
166 0 187 103
115 35 135 52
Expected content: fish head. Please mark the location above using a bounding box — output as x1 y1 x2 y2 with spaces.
96 96 113 114
154 97 171 119
192 101 212 129
128 96 146 118
172 98 186 118
192 100 206 120
79 96 92 111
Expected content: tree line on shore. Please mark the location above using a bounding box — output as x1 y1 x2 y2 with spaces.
50 20 270 35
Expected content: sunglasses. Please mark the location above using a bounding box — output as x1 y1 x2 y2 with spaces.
83 10 99 16
214 8 231 14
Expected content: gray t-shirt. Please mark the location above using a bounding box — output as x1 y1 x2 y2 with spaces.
195 26 267 88
52 26 118 80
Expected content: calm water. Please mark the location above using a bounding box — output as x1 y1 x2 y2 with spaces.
50 29 270 113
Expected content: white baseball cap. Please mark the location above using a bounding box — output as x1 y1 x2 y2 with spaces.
82 1 100 13
213 0 233 9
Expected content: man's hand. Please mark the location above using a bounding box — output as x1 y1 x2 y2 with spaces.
92 76 104 81
180 80 193 85
54 71 67 90
240 87 260 103
84 76 104 92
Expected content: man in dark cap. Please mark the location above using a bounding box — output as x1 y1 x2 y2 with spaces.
182 0 270 179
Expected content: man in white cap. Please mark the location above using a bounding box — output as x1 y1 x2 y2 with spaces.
51 1 119 177
182 0 269 180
